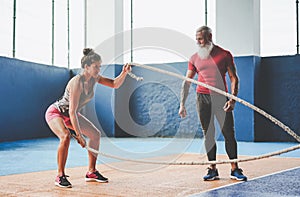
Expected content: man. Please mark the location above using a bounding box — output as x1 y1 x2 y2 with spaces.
179 26 247 181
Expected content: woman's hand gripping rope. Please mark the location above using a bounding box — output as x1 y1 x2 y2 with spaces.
127 63 143 81
70 130 86 148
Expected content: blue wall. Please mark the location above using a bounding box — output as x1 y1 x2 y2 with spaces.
222 56 260 142
114 62 202 138
114 57 259 142
0 57 70 142
0 55 299 142
255 55 300 142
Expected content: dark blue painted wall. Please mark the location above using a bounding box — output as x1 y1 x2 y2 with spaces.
114 62 202 138
0 55 299 142
115 57 258 142
222 56 260 142
255 55 300 142
0 57 70 142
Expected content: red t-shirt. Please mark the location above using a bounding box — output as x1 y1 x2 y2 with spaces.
188 45 234 94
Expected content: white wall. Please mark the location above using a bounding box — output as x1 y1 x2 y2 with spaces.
88 0 261 63
87 0 123 64
215 0 260 56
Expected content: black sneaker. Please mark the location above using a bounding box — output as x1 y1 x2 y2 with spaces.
230 168 247 181
55 175 72 188
85 171 108 183
203 168 220 181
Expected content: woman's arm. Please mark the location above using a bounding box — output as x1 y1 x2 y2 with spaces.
97 63 131 88
68 77 86 147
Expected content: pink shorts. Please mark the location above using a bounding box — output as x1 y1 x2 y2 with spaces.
45 104 81 127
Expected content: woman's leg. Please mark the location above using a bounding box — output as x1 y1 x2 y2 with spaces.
68 115 108 182
47 117 71 176
71 115 101 172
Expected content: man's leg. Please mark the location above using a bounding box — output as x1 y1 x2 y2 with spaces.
197 93 217 161
215 99 247 181
197 94 219 181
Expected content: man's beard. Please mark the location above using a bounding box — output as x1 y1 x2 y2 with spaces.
197 42 213 59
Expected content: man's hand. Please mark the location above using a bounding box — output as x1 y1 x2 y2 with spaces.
223 99 236 112
178 105 187 118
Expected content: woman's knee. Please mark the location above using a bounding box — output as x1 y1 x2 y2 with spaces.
58 129 71 143
92 130 101 141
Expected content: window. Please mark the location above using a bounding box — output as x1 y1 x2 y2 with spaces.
123 0 209 63
0 0 84 68
0 1 298 68
260 0 297 56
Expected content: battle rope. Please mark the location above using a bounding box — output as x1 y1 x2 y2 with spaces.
85 62 300 165
85 143 300 165
128 71 144 81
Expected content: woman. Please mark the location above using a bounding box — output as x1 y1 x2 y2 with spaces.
45 48 131 188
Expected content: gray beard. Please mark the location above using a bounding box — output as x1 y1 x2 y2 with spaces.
197 43 213 59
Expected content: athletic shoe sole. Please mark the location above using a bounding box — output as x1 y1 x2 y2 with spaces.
55 182 72 188
85 178 108 183
203 176 220 181
230 175 247 181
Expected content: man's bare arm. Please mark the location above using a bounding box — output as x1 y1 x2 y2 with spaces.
227 64 239 98
223 64 239 112
179 70 196 117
